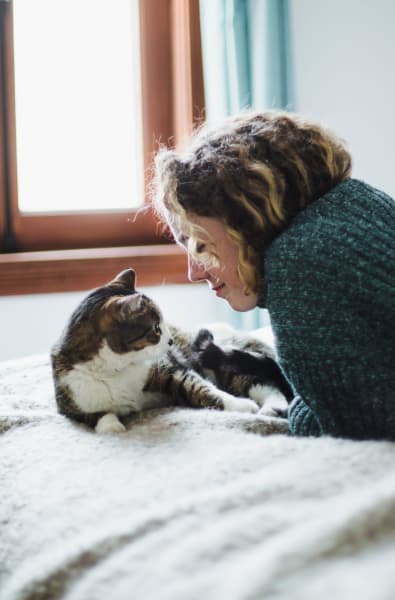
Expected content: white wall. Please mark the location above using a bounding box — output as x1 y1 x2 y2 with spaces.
0 284 268 361
289 0 395 197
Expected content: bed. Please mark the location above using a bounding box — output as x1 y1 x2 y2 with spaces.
2 335 395 600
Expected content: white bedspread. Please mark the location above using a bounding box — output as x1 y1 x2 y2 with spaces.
2 353 395 600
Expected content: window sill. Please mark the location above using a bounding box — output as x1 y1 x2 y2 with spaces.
0 244 189 295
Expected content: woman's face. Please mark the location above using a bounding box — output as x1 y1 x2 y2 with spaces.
174 214 258 312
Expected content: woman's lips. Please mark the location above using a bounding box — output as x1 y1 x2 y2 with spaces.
212 283 226 296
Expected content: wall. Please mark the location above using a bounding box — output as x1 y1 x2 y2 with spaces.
289 0 395 197
0 284 268 361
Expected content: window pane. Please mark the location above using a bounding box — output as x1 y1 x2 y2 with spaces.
13 0 143 213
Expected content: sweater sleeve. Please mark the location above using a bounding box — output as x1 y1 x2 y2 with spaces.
288 396 322 437
264 184 395 440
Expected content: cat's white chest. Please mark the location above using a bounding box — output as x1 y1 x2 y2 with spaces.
60 341 167 416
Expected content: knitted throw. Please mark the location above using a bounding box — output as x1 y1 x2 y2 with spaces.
258 179 395 440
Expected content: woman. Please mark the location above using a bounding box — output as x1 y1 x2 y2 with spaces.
152 110 395 440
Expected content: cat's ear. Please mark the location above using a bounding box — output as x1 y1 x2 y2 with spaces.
112 268 136 291
192 328 214 351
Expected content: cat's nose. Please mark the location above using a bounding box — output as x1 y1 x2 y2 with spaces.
168 338 174 346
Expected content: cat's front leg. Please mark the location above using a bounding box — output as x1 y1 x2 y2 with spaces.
95 413 127 434
170 369 259 413
150 366 259 413
248 384 288 417
218 390 259 413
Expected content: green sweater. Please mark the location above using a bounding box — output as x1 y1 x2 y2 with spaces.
258 179 395 440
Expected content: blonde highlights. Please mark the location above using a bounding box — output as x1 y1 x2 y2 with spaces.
152 110 352 293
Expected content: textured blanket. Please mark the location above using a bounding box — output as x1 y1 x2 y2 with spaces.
2 353 395 600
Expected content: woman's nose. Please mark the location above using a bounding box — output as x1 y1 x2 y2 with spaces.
188 255 208 282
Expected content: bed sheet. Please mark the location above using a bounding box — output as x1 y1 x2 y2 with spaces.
1 352 395 600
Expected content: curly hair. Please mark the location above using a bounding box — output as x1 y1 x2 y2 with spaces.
151 110 352 294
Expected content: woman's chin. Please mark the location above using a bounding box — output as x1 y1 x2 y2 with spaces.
225 292 258 312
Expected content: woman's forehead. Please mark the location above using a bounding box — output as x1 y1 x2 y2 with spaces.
171 214 221 244
186 214 225 236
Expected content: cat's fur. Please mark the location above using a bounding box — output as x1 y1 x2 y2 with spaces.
51 269 292 434
190 328 293 415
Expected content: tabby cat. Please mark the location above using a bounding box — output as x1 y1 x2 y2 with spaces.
51 268 292 434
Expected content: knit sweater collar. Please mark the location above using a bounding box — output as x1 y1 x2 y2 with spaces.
255 178 357 309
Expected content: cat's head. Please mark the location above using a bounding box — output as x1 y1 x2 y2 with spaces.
55 269 172 363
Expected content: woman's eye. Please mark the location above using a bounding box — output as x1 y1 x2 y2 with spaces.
178 235 188 248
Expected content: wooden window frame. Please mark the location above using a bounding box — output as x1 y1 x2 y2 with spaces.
0 0 204 294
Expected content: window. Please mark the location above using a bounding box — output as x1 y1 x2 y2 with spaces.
0 0 204 293
13 0 144 214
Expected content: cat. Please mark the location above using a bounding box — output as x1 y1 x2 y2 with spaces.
51 268 292 434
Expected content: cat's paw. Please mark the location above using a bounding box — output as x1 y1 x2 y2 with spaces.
221 393 259 413
259 405 284 418
95 413 127 434
249 384 287 413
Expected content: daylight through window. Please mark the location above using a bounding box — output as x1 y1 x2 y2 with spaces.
12 0 143 213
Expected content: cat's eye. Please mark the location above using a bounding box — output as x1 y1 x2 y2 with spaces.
196 243 206 254
154 323 161 334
